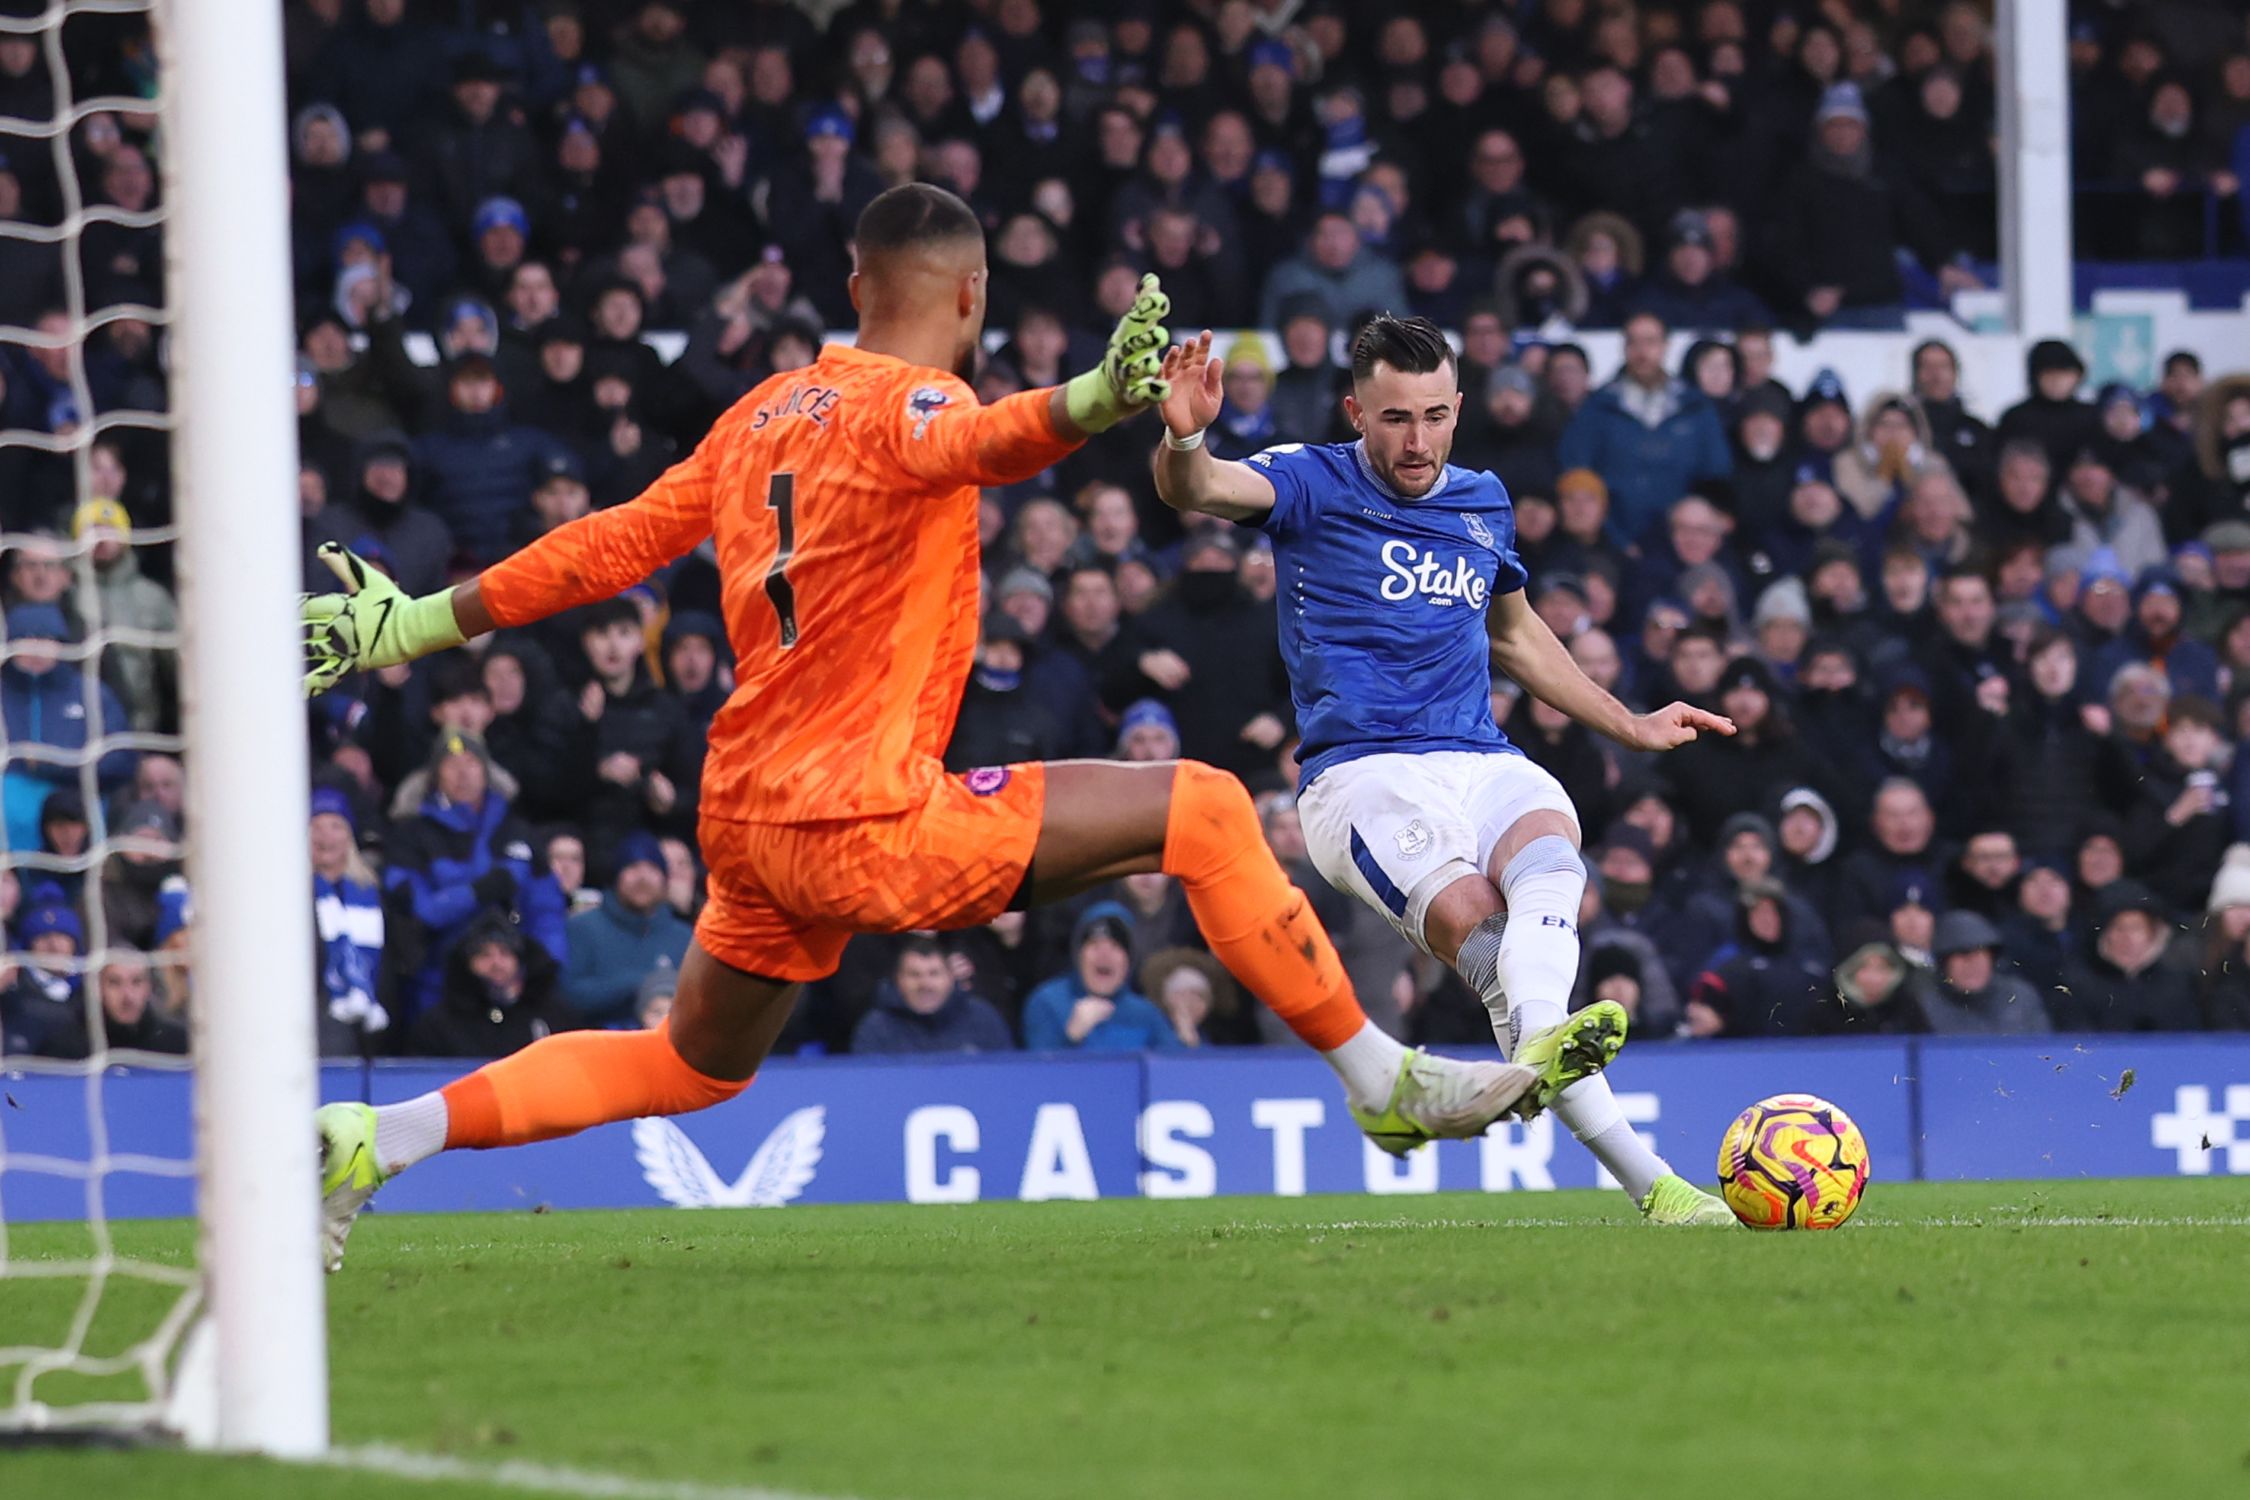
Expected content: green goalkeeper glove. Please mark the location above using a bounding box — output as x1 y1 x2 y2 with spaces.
1063 272 1171 434
301 542 467 697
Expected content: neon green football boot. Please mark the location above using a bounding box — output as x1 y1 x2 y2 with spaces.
1350 1050 1541 1157
316 1101 387 1272
1508 999 1630 1117
1639 1173 1738 1226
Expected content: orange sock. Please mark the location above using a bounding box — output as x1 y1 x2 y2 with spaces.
1162 760 1367 1051
440 1023 749 1150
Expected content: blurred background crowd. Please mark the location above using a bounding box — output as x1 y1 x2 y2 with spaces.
6 0 2250 1063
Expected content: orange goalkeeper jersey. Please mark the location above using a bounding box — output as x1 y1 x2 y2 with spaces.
478 344 1081 824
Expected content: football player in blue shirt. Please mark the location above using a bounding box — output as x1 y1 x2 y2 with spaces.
1153 315 1739 1224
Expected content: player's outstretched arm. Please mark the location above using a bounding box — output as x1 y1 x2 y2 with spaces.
1055 271 1173 439
300 541 478 696
1487 588 1735 752
1150 331 1277 523
903 276 1172 490
302 447 716 697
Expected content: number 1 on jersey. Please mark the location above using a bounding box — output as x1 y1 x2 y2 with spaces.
765 472 799 648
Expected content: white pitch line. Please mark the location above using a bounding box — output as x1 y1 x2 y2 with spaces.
1254 1213 2250 1234
310 1443 870 1500
1901 1214 2250 1229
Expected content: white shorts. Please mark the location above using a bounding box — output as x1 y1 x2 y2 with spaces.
1298 749 1579 953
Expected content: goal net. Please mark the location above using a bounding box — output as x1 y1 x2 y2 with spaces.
0 0 324 1453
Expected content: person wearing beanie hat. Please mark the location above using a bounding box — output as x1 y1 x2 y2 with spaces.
635 961 680 1030
407 329 579 568
2 601 135 857
945 610 1070 773
1683 874 1831 1037
1924 910 2050 1034
1774 784 1845 918
2054 878 2200 1031
562 829 693 1026
96 793 188 953
312 779 389 1056
1765 81 1981 333
1114 697 1181 761
382 726 567 1027
1454 359 1563 503
1997 338 2100 477
2086 564 2220 705
1630 207 1773 333
1826 935 1936 1035
1997 851 2078 1002
70 494 176 733
1020 901 1178 1052
660 609 732 738
2207 844 2250 918
410 910 580 1059
2203 847 2250 1027
1752 577 1813 675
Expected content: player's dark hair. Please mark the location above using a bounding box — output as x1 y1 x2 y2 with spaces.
1349 314 1456 385
855 183 983 260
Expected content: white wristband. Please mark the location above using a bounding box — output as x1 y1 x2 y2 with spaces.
1162 427 1206 451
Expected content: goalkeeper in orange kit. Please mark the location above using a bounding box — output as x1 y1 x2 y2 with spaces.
303 184 1624 1269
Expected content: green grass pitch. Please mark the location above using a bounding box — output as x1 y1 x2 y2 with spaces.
7 1180 2249 1500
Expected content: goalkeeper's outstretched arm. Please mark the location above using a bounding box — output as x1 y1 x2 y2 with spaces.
302 445 715 696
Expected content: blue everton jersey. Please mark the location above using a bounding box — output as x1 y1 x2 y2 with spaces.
1250 440 1529 789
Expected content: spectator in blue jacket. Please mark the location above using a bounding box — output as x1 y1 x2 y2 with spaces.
1021 902 1181 1052
310 785 388 1056
410 352 569 567
561 831 692 1025
2 603 135 854
850 937 1015 1055
1557 311 1733 544
11 900 84 1055
382 729 566 1025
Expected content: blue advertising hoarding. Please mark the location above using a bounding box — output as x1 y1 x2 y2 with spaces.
4 1036 2247 1221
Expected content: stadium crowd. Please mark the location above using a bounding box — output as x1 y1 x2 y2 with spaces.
7 0 2250 1061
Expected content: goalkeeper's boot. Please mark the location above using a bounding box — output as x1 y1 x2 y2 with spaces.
1640 1173 1738 1227
1350 1050 1540 1157
1509 1000 1630 1118
316 1101 387 1273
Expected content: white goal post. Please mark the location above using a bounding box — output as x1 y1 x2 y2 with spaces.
160 0 327 1456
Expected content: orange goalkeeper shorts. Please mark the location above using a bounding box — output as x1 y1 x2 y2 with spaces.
693 761 1047 982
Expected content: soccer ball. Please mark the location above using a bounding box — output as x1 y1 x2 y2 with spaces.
1716 1093 1870 1230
